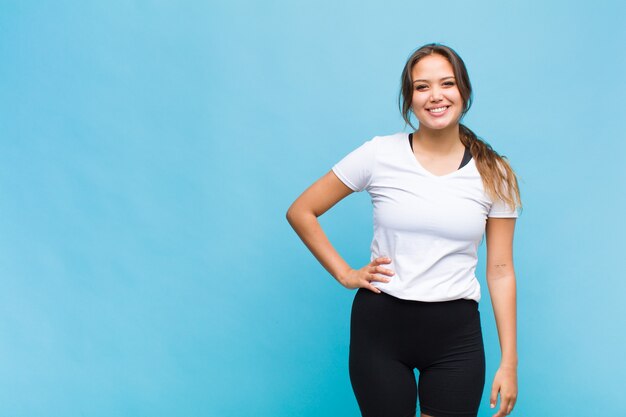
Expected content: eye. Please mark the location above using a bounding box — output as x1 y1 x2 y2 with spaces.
443 81 456 87
415 85 427 91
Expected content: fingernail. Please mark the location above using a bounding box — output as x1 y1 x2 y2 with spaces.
490 403 495 408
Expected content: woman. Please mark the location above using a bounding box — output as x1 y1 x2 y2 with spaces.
286 43 520 417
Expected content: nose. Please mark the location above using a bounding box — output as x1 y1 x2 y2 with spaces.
430 87 443 102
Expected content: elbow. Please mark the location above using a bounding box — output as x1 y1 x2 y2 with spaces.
286 205 295 225
285 206 293 224
286 203 315 227
285 203 302 225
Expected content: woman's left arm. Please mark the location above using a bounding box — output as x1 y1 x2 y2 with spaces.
485 217 518 417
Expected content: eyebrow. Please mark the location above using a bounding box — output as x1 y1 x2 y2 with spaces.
412 76 455 84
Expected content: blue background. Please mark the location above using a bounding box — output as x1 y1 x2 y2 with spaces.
1 1 625 416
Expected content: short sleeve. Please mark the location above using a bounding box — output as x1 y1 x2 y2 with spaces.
488 197 519 218
487 160 518 218
487 175 519 218
331 138 377 192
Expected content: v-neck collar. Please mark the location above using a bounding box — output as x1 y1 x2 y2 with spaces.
406 133 473 179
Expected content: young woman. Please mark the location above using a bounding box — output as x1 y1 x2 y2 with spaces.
286 43 520 417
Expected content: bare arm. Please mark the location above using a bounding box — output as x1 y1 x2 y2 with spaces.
485 217 518 366
485 217 518 416
285 170 392 292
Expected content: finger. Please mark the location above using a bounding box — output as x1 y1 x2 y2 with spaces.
507 403 514 414
368 273 390 283
492 404 507 417
500 391 516 415
506 395 517 414
372 256 392 265
370 265 394 277
494 396 513 417
489 384 499 411
498 399 509 416
364 282 381 294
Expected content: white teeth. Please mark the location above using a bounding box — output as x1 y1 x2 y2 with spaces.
429 106 448 113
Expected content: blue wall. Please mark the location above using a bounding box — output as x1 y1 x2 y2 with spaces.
1 1 624 416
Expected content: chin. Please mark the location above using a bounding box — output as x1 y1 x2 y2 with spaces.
421 116 461 131
421 121 455 131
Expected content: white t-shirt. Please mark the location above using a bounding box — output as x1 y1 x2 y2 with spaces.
331 132 518 303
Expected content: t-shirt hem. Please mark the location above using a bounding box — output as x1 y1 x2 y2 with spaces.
331 166 359 191
487 212 519 218
379 288 481 303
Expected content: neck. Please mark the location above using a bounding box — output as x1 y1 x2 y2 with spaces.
414 124 463 154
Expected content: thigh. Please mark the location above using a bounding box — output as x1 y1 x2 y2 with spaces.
349 354 417 417
349 289 417 417
417 305 486 417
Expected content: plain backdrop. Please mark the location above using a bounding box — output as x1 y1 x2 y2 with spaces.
1 1 625 416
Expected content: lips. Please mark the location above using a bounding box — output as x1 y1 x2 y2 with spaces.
427 105 450 117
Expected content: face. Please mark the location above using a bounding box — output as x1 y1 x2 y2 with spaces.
410 54 463 131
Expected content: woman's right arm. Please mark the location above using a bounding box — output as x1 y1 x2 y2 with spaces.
285 170 393 293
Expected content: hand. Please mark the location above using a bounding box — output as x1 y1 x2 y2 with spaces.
490 365 518 416
339 257 394 293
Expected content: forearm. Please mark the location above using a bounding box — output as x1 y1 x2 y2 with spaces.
486 273 518 367
286 209 352 284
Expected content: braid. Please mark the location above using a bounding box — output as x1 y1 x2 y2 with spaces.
459 124 521 211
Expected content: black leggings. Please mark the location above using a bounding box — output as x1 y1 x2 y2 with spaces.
349 289 485 417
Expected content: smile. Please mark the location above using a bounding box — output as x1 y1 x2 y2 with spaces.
428 106 449 114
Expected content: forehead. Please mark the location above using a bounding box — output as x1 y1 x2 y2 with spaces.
411 54 454 80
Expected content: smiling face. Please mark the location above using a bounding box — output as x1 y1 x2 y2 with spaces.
410 54 464 132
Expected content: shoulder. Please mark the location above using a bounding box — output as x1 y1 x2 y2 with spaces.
364 132 408 152
341 132 407 155
371 132 407 143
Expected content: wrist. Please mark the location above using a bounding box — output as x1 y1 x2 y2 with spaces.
500 360 518 369
501 350 518 367
335 267 353 286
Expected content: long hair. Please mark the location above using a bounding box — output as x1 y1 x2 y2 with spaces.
398 43 521 211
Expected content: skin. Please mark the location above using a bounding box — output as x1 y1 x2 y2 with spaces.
286 53 518 417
